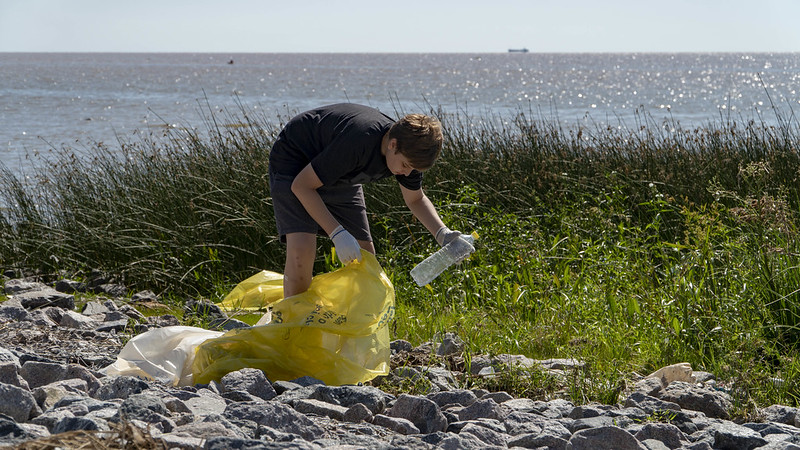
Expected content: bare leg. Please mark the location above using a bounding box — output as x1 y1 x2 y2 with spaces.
284 232 317 298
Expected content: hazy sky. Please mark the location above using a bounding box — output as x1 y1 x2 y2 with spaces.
1 0 798 53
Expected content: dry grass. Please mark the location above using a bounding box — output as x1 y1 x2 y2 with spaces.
10 420 166 450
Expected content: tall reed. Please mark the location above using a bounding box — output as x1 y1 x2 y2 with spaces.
2 104 800 410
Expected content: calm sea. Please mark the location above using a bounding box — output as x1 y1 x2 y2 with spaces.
1 52 799 174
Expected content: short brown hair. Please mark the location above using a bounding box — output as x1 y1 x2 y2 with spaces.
388 114 443 171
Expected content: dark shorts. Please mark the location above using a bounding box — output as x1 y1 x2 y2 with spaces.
269 169 372 242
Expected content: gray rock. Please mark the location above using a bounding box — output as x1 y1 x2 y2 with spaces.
81 301 111 316
482 390 513 404
273 384 318 405
32 379 89 410
95 319 129 333
343 402 374 423
0 347 19 367
0 416 32 444
542 398 577 418
0 382 39 422
221 390 263 403
744 421 800 438
569 404 612 419
390 339 413 353
566 425 646 450
435 432 489 449
373 413 421 435
392 366 424 382
223 401 325 440
387 394 448 434
93 375 150 400
272 380 302 394
633 377 665 396
422 365 459 391
118 392 169 417
4 279 48 294
59 309 97 329
435 332 465 356
0 363 29 389
16 288 75 310
625 392 682 415
93 283 127 298
158 433 205 449
41 306 65 324
457 398 508 421
292 375 325 387
26 309 58 327
54 279 86 294
311 384 392 414
183 389 227 418
460 422 508 446
17 422 49 440
220 368 276 401
103 310 131 322
51 416 109 433
205 436 318 449
640 439 671 450
758 442 800 450
19 361 100 394
501 397 541 413
171 419 246 441
712 421 768 450
145 314 180 328
294 398 348 421
503 411 546 436
568 415 619 433
634 422 690 449
493 353 538 370
762 404 800 425
117 304 145 321
538 358 586 370
388 435 434 449
508 432 569 450
658 381 733 420
52 395 119 414
117 393 175 432
0 303 31 322
131 290 158 302
447 418 506 434
30 408 74 430
427 389 478 407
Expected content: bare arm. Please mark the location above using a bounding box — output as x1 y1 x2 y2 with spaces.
291 163 340 236
400 184 446 237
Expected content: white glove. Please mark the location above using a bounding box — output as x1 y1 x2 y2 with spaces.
435 226 463 247
330 225 362 265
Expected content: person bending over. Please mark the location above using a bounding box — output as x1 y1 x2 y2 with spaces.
269 103 465 296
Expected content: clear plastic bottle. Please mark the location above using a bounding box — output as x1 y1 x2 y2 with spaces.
410 234 475 286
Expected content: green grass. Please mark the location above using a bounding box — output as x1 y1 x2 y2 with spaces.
1 104 800 418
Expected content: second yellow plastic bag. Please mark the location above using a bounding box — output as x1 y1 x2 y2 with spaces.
192 250 395 386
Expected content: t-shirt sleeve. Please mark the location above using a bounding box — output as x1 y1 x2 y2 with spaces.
396 171 423 190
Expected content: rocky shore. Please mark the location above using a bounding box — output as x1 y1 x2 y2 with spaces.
2 273 800 449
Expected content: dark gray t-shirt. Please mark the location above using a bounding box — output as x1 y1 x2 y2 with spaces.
269 103 423 190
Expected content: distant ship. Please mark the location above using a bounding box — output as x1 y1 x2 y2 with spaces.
508 48 529 53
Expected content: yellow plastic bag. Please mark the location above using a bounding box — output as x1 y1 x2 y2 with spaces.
218 270 284 311
192 250 395 386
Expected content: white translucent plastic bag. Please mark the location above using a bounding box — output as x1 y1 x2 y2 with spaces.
102 326 224 386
